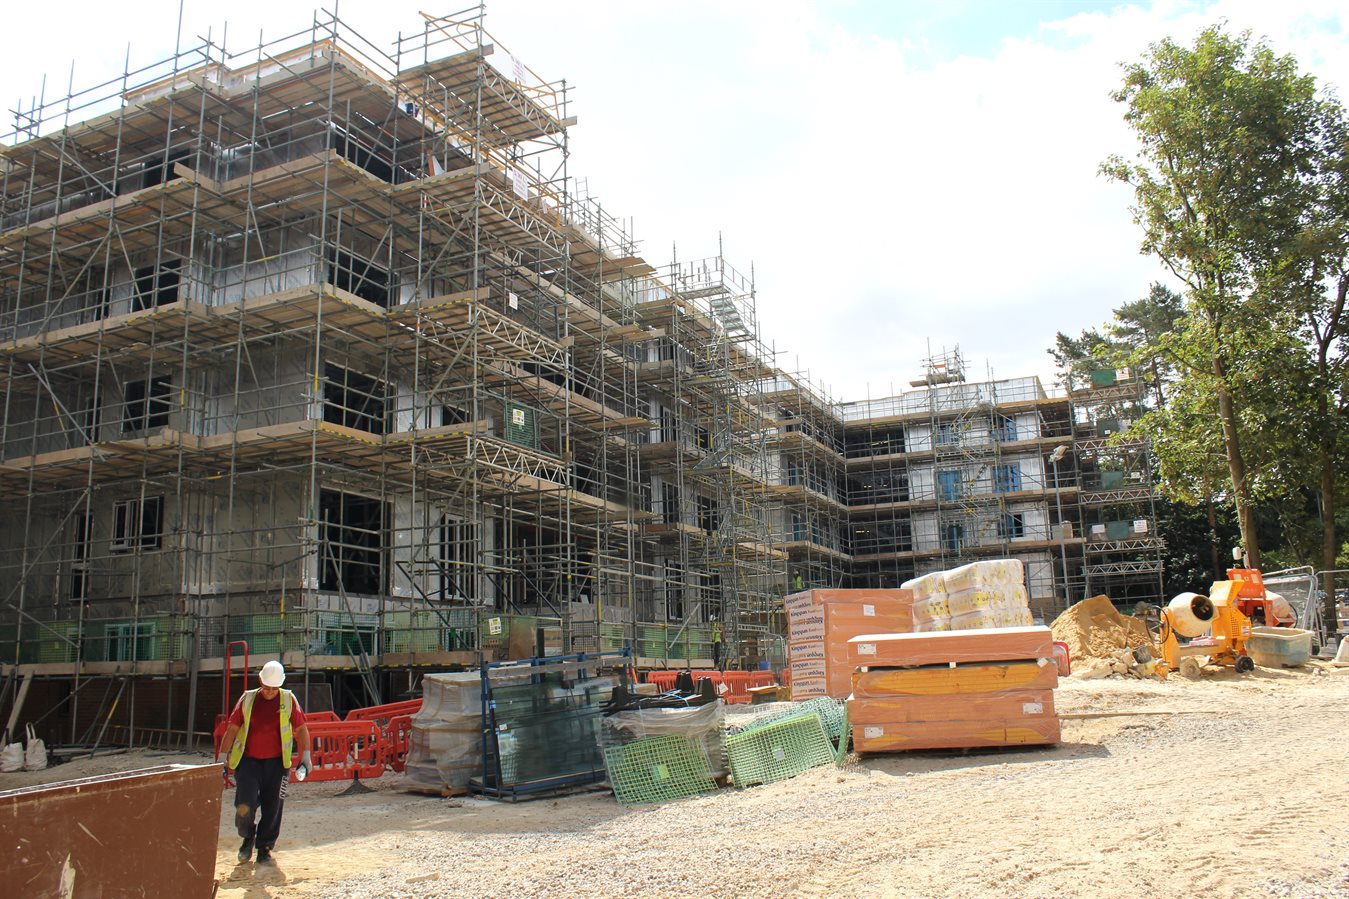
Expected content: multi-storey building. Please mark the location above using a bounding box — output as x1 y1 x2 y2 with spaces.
0 10 1161 748
766 350 1164 621
0 10 784 745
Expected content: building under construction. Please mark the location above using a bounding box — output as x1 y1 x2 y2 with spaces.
0 9 1161 749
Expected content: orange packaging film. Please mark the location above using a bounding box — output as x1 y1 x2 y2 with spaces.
852 716 1060 753
847 691 1056 726
851 660 1059 697
848 626 1053 669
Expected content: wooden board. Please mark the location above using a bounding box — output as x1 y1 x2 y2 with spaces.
852 716 1061 753
852 660 1058 697
849 626 1053 668
847 691 1056 725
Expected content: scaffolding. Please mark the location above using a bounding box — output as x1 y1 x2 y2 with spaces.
836 350 1102 619
0 6 785 749
762 369 848 597
1067 367 1165 606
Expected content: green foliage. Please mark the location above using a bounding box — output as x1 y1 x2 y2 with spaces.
1100 25 1348 569
1154 495 1238 596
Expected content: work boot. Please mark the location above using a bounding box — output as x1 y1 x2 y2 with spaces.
256 847 273 864
237 837 254 863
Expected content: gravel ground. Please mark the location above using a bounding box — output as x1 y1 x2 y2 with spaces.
215 664 1349 898
8 664 1347 897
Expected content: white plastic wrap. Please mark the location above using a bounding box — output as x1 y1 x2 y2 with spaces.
599 703 727 777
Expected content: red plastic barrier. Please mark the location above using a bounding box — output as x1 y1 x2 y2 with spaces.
306 710 341 723
345 699 423 725
386 714 414 773
747 671 777 689
720 671 751 704
302 720 384 782
645 671 681 692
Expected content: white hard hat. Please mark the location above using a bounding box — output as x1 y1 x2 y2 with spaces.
259 660 286 688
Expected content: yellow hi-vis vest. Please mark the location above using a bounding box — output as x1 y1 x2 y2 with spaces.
227 688 294 769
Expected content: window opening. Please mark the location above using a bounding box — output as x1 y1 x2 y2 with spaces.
70 510 92 599
992 463 1022 494
938 469 962 501
998 513 1026 540
319 489 388 595
664 561 684 621
697 495 718 533
122 376 172 433
323 364 388 435
111 496 164 553
132 259 182 310
943 522 965 553
326 247 391 307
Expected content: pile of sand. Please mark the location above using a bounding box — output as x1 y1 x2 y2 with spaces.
1051 595 1156 668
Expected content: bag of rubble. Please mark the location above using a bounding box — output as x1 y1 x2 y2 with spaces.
24 724 47 771
0 739 21 773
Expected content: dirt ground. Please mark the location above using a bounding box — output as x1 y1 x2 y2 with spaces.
5 663 1348 898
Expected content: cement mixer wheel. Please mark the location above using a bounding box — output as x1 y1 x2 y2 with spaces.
1235 656 1255 674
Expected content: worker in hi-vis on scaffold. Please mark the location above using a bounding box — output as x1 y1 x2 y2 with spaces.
219 660 313 864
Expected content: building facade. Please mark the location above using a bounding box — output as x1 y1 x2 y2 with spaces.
0 9 1160 747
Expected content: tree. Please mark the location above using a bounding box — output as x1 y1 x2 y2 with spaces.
1261 102 1349 628
1102 26 1343 569
1111 283 1183 408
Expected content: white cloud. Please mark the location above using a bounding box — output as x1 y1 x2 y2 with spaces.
3 1 1345 399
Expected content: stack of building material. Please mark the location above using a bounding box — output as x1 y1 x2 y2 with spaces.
785 589 914 699
846 626 1060 752
402 670 531 793
906 560 1033 632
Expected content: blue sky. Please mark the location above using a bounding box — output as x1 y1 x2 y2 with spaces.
3 1 1347 400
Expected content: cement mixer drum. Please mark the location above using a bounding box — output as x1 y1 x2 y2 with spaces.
1167 592 1215 638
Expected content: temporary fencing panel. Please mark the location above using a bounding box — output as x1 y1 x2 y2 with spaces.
305 720 384 782
345 698 423 725
645 671 681 692
386 714 414 773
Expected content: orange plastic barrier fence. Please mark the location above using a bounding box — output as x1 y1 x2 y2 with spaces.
645 672 681 692
306 710 341 723
644 670 778 701
720 671 752 704
386 714 414 773
345 699 423 724
303 720 384 782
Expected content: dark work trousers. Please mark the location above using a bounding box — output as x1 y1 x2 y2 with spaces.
234 756 287 850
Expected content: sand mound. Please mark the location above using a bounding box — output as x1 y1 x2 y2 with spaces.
1051 595 1156 668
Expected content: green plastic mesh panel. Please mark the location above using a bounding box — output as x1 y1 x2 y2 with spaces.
834 700 851 765
740 697 847 743
603 735 718 806
726 714 834 788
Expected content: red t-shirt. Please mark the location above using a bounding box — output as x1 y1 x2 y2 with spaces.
228 690 307 760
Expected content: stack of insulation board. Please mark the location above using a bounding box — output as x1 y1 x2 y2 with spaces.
785 589 914 700
845 626 1060 752
904 559 1034 632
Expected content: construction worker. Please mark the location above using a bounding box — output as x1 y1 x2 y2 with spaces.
711 616 723 670
219 660 312 864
